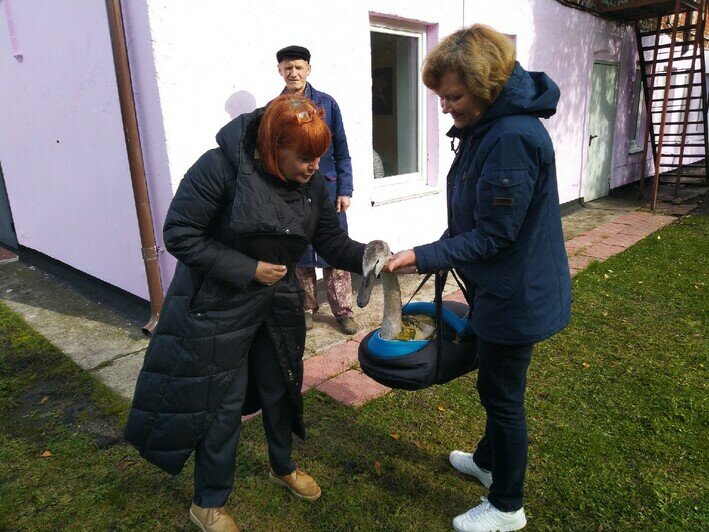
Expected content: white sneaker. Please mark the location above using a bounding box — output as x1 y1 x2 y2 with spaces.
453 497 526 532
449 450 493 488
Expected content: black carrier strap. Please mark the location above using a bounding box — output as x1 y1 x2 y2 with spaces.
433 271 447 382
401 269 467 382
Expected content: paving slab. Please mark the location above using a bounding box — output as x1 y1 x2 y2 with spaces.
94 349 147 400
0 262 149 377
303 340 360 388
316 369 390 407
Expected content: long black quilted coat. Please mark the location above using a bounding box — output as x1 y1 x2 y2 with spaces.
124 109 365 476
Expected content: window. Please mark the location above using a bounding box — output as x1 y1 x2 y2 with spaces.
629 67 645 154
370 23 426 186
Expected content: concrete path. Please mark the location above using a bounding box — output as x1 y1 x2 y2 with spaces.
0 185 703 410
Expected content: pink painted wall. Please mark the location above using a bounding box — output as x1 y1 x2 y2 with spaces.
469 0 644 200
0 0 149 298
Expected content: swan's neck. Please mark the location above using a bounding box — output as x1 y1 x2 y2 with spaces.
380 272 403 339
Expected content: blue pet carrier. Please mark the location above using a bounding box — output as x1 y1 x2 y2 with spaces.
358 271 478 390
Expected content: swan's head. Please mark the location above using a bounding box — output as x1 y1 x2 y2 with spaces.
357 240 391 308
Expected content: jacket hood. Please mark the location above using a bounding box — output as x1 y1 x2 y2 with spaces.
450 63 559 138
216 107 264 169
485 62 559 120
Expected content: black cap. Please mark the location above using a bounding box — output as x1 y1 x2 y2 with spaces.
276 45 311 63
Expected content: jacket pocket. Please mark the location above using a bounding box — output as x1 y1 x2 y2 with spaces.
478 169 530 216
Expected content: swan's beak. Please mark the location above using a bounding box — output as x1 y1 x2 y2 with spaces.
357 269 377 308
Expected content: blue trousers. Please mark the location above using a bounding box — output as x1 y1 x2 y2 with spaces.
473 338 533 512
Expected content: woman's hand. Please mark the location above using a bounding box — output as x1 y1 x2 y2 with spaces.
254 261 287 285
384 249 418 274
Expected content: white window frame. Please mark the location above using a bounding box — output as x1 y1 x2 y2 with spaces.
369 23 427 191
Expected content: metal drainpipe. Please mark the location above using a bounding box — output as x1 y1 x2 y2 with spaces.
105 0 164 335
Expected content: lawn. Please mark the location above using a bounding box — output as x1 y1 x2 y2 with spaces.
1 212 707 531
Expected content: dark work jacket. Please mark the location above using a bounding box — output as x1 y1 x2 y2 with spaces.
124 108 365 476
415 63 572 345
281 83 353 268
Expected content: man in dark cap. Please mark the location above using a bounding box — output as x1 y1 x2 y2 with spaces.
276 45 358 335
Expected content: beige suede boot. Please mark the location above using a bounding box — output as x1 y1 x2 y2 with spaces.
189 504 239 532
268 468 322 501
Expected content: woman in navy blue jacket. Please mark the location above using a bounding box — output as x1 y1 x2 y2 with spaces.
386 25 571 532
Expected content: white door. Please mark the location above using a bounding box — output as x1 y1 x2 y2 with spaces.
585 62 619 202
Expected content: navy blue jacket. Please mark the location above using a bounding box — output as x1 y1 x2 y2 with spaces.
281 83 353 268
415 63 571 345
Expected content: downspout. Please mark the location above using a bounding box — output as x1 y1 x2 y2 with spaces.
105 0 164 335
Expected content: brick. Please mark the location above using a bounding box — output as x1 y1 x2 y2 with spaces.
242 411 261 423
316 369 390 407
567 255 593 271
0 246 18 265
579 242 624 261
303 340 360 387
565 234 604 248
603 233 643 248
352 330 369 343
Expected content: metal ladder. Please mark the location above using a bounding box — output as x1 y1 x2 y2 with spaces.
635 0 709 209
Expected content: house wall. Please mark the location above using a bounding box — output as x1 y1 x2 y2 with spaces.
466 0 642 201
3 0 688 301
133 0 464 270
0 0 149 298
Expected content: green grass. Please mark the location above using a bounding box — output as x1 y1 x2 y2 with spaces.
0 213 707 531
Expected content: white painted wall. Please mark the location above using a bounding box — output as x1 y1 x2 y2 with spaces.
0 0 148 298
136 0 463 265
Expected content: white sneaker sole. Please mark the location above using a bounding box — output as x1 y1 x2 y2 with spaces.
453 518 526 532
189 508 207 532
268 471 322 501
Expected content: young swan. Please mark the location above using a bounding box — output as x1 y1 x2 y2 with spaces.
357 240 435 341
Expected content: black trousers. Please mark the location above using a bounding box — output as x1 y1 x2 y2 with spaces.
193 326 296 508
473 338 533 512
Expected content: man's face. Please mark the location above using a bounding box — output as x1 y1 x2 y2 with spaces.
278 59 311 93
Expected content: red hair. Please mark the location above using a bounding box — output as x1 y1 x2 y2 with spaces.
258 94 331 180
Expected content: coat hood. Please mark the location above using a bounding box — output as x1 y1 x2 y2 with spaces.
451 63 559 138
215 107 263 170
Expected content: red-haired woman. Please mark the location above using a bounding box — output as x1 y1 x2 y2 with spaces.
125 94 365 531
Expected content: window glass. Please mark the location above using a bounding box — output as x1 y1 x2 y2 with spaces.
371 28 421 180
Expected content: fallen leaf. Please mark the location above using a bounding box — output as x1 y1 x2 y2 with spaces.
602 311 608 317
39 396 49 405
604 273 609 279
390 433 400 440
437 405 446 412
374 461 383 475
413 441 425 450
582 362 591 369
40 450 52 458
